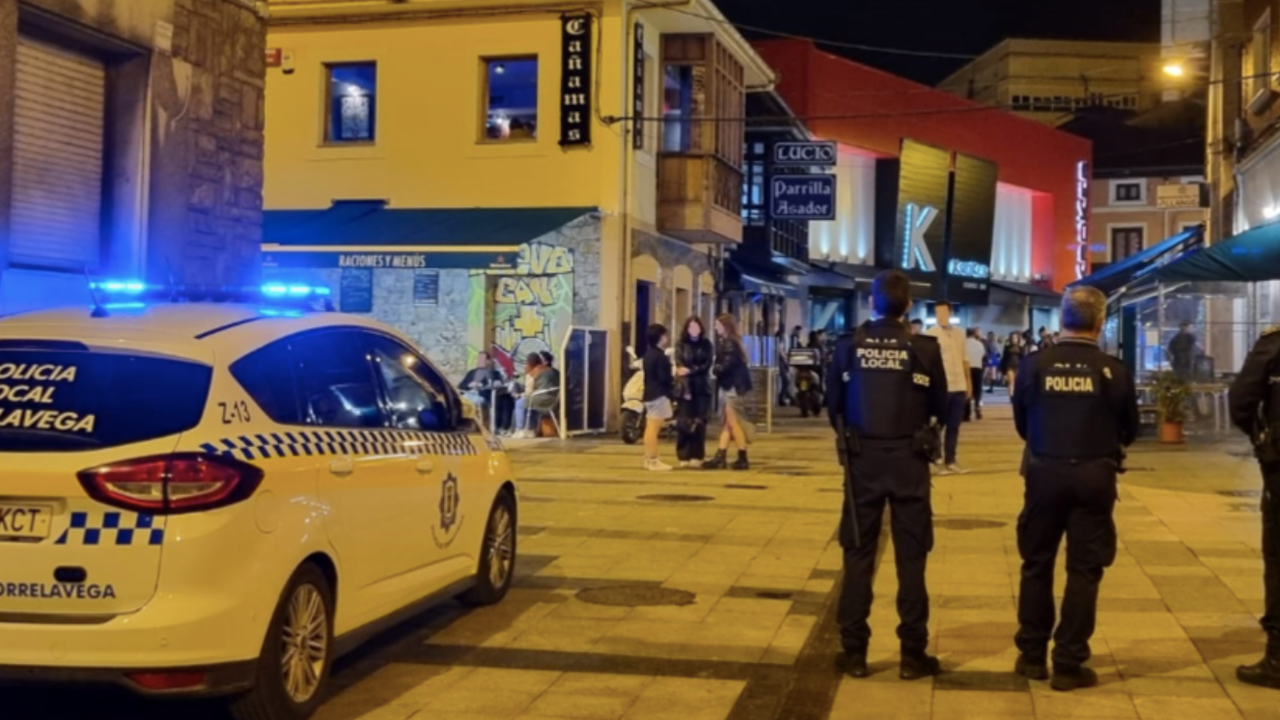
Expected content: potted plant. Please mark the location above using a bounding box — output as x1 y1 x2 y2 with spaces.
1152 371 1190 444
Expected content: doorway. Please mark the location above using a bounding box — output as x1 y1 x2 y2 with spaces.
635 281 653 353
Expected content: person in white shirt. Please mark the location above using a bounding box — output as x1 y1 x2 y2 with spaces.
926 301 971 475
964 328 987 421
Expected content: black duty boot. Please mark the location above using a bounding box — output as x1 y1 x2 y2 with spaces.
1015 654 1049 681
843 651 869 678
899 651 941 680
1050 665 1098 692
731 450 750 471
1238 638 1280 690
703 450 728 470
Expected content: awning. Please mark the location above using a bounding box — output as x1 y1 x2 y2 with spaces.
263 201 596 270
1069 226 1204 295
727 262 799 299
1151 220 1280 283
991 280 1062 307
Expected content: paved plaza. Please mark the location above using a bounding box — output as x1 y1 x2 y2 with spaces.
13 399 1280 719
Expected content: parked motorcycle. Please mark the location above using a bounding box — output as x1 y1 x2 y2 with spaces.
620 345 677 444
787 347 823 418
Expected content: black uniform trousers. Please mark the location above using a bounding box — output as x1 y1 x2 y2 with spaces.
1259 465 1280 640
675 394 709 462
1015 455 1118 668
838 441 933 655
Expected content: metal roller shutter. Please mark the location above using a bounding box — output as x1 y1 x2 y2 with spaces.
10 35 106 270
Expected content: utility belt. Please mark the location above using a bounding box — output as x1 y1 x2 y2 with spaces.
836 423 939 463
1253 422 1280 466
1021 448 1127 475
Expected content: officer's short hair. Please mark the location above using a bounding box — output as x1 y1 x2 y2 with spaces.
871 270 912 318
1061 286 1107 332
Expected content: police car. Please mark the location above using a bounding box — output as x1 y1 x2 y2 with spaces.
0 282 518 720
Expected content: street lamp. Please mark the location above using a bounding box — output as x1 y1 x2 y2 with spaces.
1163 63 1186 78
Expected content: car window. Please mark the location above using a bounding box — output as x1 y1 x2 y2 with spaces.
0 347 211 452
365 335 454 432
229 340 302 425
291 330 385 429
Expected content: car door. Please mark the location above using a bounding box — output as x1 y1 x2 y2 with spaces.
291 328 432 627
363 334 481 586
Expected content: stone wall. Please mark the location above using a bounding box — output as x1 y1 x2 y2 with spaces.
268 215 602 383
0 0 265 315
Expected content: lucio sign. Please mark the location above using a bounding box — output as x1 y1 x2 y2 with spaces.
772 141 838 167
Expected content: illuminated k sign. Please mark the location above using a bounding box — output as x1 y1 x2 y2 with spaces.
901 203 938 272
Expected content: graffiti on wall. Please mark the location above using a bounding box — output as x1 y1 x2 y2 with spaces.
471 244 575 378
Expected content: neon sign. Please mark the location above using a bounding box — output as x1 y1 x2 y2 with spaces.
1074 161 1090 280
947 259 990 279
901 203 939 272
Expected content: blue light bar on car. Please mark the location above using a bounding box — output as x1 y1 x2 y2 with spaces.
261 284 332 298
86 280 334 313
90 280 148 295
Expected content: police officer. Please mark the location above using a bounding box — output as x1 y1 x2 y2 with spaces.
1012 286 1137 691
827 270 948 679
1227 325 1280 690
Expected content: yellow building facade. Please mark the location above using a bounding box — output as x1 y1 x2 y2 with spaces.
261 0 773 426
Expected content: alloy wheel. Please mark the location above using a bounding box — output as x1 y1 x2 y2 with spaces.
487 504 514 589
281 583 328 704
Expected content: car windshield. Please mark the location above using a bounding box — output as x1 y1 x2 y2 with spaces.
0 347 212 452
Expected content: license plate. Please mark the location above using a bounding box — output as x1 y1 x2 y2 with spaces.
0 503 55 541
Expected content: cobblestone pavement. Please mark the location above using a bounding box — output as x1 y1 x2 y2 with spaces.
10 399 1280 719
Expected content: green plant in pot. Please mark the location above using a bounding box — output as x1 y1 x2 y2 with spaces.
1151 371 1190 443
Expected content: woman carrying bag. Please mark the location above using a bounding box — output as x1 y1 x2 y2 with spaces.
705 314 755 470
675 316 714 468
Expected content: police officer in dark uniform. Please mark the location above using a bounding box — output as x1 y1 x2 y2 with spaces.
1012 285 1138 691
1227 325 1280 690
826 270 948 679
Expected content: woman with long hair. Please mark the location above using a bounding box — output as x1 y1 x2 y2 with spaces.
675 315 714 467
705 314 754 470
1002 332 1024 396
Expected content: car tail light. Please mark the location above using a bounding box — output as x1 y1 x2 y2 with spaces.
77 453 264 515
127 670 208 691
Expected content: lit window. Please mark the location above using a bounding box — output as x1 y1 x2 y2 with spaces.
326 63 377 144
484 58 538 142
663 65 698 152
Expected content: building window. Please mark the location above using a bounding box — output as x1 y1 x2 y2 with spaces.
483 57 538 142
326 63 377 144
1113 181 1145 204
1252 12 1273 104
1110 226 1145 262
662 64 700 152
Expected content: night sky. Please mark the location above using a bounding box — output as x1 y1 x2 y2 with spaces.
713 0 1163 84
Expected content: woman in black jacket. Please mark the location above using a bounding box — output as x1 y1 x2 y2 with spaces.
674 316 714 467
705 314 755 470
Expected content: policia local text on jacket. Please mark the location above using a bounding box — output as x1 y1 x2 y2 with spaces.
827 310 948 680
1227 327 1280 690
1012 335 1137 690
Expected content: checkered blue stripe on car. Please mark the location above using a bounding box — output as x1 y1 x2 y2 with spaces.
55 512 164 547
198 430 477 461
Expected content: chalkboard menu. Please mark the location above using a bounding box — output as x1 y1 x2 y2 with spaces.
413 271 439 306
563 332 588 434
340 268 374 314
740 367 776 434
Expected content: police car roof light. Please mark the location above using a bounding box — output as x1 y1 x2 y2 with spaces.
86 279 334 313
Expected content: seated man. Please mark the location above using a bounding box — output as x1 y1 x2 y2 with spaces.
459 351 507 427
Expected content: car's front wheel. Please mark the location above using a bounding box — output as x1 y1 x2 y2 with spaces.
228 563 334 720
461 490 517 606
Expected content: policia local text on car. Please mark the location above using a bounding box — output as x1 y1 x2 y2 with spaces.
1228 325 1280 691
1011 285 1138 692
826 270 948 680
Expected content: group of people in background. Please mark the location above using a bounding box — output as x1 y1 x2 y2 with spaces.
458 349 560 439
641 314 756 472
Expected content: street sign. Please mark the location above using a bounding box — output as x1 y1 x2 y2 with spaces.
772 141 838 167
1157 183 1205 209
769 175 837 221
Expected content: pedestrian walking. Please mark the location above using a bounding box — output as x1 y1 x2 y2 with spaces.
985 331 1000 393
704 314 754 470
1003 333 1024 394
1012 286 1138 692
827 270 948 680
675 316 714 468
1227 326 1280 690
641 324 675 472
927 301 971 474
964 328 986 421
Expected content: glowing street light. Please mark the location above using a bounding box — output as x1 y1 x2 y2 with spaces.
1163 63 1186 78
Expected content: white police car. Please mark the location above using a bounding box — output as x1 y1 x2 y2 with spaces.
0 282 518 720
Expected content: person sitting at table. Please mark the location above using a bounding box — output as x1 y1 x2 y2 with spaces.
460 352 506 424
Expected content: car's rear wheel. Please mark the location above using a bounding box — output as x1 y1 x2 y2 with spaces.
461 490 517 606
228 563 334 720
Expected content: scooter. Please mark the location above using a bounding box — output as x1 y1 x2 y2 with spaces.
787 347 823 418
620 346 677 444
